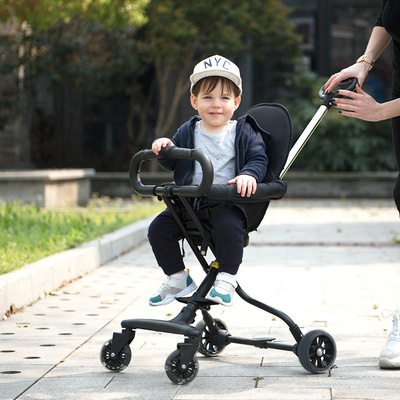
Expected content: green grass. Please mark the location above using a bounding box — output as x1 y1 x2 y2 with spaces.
0 196 164 275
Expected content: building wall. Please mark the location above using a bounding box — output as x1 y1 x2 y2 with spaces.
284 0 391 101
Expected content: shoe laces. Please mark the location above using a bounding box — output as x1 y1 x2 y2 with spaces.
216 272 237 288
214 280 234 294
160 279 173 290
158 276 179 291
382 309 400 340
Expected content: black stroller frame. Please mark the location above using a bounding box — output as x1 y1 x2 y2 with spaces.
100 80 357 384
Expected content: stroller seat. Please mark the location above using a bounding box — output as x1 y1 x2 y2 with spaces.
100 103 337 385
169 103 292 259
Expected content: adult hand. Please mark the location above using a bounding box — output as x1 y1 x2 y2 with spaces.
334 84 383 122
227 174 257 197
324 62 370 94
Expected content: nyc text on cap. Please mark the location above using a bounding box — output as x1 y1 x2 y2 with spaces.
190 55 242 94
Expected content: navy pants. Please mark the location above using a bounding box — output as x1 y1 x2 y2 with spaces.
148 206 247 276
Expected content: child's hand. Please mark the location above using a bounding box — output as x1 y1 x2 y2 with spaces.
152 138 173 155
227 174 257 197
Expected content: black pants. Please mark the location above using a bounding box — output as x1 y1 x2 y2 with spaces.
148 207 247 276
392 70 400 214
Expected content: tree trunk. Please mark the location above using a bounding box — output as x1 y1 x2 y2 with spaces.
127 74 157 155
153 46 196 140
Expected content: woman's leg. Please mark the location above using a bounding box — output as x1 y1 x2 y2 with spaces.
391 72 400 214
391 116 400 213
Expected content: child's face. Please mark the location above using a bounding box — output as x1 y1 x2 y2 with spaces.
190 80 241 134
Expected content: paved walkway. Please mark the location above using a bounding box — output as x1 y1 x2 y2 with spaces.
1 199 400 400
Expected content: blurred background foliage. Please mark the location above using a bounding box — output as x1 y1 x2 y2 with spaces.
0 0 396 172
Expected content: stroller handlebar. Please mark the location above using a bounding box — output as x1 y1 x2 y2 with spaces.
129 146 214 197
203 180 287 203
129 146 287 202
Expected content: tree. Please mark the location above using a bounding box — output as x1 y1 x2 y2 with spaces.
0 0 300 170
0 0 149 168
0 0 149 30
19 20 145 168
141 0 300 141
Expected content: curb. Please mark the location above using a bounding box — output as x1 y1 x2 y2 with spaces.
0 216 153 319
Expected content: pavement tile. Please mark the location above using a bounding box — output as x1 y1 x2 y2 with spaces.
1 199 400 400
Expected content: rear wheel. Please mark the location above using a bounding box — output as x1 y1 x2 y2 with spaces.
297 330 336 373
196 318 228 357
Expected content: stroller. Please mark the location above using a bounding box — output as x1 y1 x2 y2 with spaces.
100 79 357 384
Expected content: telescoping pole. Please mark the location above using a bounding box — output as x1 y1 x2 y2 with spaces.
279 105 329 179
279 77 358 179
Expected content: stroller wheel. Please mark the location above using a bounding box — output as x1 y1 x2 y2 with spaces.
165 349 199 385
297 330 336 374
100 339 132 372
196 318 228 357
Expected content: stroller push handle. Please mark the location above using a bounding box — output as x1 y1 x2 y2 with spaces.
129 146 214 197
280 77 358 178
318 77 358 108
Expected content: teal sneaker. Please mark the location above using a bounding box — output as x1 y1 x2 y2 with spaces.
206 272 237 307
149 270 197 306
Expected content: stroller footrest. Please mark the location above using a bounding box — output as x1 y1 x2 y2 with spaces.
228 336 276 348
121 318 200 337
176 296 215 307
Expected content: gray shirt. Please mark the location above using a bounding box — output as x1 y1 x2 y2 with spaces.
191 120 237 185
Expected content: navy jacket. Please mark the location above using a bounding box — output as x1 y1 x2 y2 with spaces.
158 115 269 185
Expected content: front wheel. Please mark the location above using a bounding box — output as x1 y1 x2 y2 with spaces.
100 339 132 372
165 349 199 385
297 330 336 373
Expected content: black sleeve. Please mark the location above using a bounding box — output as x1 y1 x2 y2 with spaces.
375 0 386 27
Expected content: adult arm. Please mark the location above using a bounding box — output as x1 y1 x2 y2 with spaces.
325 26 392 92
333 84 400 122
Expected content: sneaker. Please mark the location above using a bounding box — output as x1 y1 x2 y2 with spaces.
206 272 237 307
379 309 400 368
149 270 197 306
